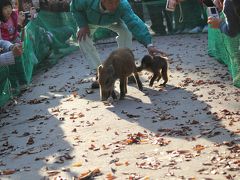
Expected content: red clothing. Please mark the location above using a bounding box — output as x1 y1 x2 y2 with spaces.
0 11 20 42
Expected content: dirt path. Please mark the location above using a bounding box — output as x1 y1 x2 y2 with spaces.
0 34 239 180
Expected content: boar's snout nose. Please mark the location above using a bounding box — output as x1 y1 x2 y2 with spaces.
101 96 108 101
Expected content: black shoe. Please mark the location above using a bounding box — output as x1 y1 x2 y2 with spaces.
91 81 99 89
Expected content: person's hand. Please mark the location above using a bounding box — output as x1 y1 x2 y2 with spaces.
208 17 222 29
18 11 25 27
30 7 37 19
168 0 177 9
171 0 185 4
77 26 90 41
11 44 23 57
147 46 164 56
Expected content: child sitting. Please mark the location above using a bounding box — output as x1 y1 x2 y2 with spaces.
0 0 25 43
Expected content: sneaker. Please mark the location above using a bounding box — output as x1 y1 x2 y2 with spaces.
91 81 99 89
202 25 208 33
189 26 202 34
174 29 183 34
182 28 191 34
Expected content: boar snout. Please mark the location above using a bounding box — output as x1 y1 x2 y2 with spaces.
100 89 111 101
98 65 116 101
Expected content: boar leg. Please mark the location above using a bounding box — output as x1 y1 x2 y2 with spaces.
160 66 168 87
119 78 127 100
156 73 162 82
149 72 160 87
133 72 143 91
111 90 117 99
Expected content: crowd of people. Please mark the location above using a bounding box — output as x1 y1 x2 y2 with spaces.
169 0 240 37
0 0 38 67
129 0 208 35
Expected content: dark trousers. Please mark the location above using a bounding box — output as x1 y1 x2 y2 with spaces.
145 1 173 34
128 0 145 21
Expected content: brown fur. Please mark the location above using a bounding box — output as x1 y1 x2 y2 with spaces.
98 48 143 101
137 55 168 87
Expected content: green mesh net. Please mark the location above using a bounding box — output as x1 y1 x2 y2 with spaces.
0 11 78 107
0 67 11 107
208 13 240 88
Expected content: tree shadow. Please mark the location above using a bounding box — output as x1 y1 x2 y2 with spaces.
92 83 240 145
0 51 92 180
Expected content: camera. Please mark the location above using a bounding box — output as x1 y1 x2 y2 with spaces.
207 7 219 18
165 0 176 12
23 11 31 19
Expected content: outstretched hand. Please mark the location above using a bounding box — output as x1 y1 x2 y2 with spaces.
208 17 222 29
77 26 90 42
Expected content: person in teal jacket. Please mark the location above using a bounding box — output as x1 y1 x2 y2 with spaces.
70 0 161 72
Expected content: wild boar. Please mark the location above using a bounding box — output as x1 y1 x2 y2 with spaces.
137 54 168 87
98 48 143 101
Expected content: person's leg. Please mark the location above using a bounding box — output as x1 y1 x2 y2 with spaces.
184 0 203 33
108 20 132 49
128 0 145 21
173 4 184 33
78 25 101 70
108 21 136 84
163 9 173 34
145 1 166 34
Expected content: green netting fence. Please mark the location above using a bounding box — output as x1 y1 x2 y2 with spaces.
208 12 240 88
0 10 78 107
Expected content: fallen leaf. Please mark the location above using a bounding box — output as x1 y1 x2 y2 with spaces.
72 162 82 167
78 168 101 180
193 144 205 152
106 173 116 180
1 169 16 175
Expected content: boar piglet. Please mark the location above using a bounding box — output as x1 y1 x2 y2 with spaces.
137 54 169 87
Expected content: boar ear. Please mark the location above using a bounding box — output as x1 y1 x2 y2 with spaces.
98 65 103 73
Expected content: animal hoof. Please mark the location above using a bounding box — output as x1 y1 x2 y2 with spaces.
119 96 125 100
91 81 99 89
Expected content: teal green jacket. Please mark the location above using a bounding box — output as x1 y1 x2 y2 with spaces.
70 0 152 47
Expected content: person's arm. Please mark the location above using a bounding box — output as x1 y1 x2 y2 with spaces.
0 40 13 53
0 51 15 66
70 0 88 28
0 41 22 67
120 1 163 55
219 0 240 37
120 1 152 47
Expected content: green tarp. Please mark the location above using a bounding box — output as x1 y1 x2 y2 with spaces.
208 13 240 88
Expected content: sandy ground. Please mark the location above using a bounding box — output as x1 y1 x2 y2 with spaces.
0 34 239 180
